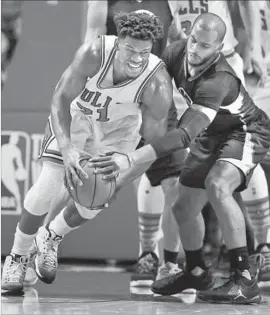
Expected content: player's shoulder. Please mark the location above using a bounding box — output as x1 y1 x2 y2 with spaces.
147 63 172 92
162 39 187 62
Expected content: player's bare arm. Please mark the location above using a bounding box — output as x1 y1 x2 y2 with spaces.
51 38 102 189
238 0 267 83
90 65 173 183
84 0 108 43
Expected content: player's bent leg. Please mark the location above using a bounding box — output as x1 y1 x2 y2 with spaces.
198 161 261 304
1 161 67 291
151 184 213 295
130 174 163 287
156 177 182 281
34 199 103 284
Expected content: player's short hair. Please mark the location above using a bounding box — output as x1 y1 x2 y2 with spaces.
114 11 163 42
193 13 227 43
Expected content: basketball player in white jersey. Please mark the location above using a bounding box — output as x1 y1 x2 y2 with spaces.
243 0 270 282
1 11 176 291
40 0 184 287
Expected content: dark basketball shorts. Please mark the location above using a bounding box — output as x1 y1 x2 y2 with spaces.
1 17 21 85
136 138 187 186
180 110 270 191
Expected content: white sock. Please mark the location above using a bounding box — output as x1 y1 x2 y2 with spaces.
49 208 78 237
11 224 36 256
241 165 270 246
137 175 164 257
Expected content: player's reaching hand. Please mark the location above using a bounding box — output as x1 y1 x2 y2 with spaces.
61 145 92 190
244 48 267 87
89 152 131 180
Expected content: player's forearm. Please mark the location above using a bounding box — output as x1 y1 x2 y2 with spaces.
51 94 72 152
128 128 189 168
117 160 154 188
238 1 261 51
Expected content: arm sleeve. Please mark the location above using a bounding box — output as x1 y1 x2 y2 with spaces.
151 107 211 158
151 73 239 158
193 72 239 111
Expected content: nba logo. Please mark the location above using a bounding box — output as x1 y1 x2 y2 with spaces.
1 131 31 214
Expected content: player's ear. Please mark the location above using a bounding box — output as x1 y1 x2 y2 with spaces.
115 39 120 50
218 42 224 53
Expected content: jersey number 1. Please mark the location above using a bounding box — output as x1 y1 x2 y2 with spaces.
79 89 112 122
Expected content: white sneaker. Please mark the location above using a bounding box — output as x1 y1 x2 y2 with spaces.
1 254 28 291
24 243 38 287
34 225 62 284
156 262 182 281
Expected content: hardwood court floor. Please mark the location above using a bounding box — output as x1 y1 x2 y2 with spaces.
1 264 270 315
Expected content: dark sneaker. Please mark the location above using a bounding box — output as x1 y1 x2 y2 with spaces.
250 244 270 282
130 252 159 287
197 269 261 304
151 266 213 295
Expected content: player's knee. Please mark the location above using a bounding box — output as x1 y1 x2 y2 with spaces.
24 184 50 216
171 198 188 223
75 203 103 220
205 173 231 201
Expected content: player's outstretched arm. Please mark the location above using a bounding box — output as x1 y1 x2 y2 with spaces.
84 0 108 44
51 38 101 189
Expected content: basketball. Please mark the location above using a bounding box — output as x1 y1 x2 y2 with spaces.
69 158 116 209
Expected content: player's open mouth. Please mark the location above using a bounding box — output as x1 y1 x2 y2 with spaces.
127 62 142 69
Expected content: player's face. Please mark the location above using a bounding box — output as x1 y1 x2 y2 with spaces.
187 25 222 66
117 36 153 78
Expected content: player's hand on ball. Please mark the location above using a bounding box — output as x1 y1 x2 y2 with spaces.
89 152 131 180
61 145 92 190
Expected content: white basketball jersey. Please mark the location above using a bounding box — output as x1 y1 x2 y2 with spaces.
177 0 238 54
259 1 270 69
70 35 164 154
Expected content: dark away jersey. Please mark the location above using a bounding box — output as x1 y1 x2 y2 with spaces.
162 40 262 134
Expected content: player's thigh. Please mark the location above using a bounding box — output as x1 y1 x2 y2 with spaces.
217 121 270 192
180 133 223 189
146 149 187 187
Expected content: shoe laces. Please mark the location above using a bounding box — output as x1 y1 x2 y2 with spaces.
137 253 158 274
5 256 28 280
168 265 182 276
41 234 61 269
251 245 270 272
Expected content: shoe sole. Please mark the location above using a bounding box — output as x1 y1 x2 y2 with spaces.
130 279 154 287
197 294 262 305
1 284 24 292
151 278 215 296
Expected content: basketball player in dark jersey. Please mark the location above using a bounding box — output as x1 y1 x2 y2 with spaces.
91 13 270 304
1 0 23 89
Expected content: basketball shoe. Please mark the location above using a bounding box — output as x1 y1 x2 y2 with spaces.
34 225 62 284
23 243 38 286
1 254 29 291
197 269 261 304
130 252 159 287
250 244 270 282
151 266 213 295
155 262 182 281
